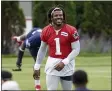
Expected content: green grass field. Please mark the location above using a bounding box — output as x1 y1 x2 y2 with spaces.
2 56 111 90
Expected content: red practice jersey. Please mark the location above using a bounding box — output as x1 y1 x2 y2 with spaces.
41 24 79 59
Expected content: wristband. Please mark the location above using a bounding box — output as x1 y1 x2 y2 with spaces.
34 64 41 70
62 58 70 65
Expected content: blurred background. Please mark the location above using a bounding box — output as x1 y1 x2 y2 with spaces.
1 1 111 56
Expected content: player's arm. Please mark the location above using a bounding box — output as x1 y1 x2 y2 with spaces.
13 34 26 41
19 34 26 40
33 41 48 79
12 28 31 45
19 29 32 40
62 40 80 65
12 34 27 46
55 40 80 71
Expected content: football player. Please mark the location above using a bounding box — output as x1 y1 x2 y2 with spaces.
12 27 42 90
33 6 80 90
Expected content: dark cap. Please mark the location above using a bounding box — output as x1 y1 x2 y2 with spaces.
2 70 12 81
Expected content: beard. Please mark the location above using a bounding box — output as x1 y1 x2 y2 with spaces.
53 19 63 26
56 23 62 26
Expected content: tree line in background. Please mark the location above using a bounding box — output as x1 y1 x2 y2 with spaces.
1 1 25 54
1 1 112 54
33 1 112 39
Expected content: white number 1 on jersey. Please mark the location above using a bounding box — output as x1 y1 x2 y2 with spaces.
54 38 62 55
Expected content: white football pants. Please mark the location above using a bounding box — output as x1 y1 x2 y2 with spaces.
46 74 72 90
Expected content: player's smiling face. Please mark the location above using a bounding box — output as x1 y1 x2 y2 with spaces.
51 10 63 26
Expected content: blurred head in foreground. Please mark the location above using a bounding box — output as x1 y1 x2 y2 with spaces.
72 70 90 91
2 70 21 90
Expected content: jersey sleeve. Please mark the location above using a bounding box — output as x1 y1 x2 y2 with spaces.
70 27 79 43
40 28 48 43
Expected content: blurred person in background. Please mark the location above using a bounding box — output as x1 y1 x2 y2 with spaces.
12 27 42 71
72 70 90 91
33 5 80 90
2 70 21 90
12 27 42 90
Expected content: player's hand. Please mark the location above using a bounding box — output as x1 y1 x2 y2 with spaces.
54 62 65 71
12 36 20 41
33 70 40 80
12 36 23 46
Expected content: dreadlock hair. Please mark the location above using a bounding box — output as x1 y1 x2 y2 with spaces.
47 5 66 24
